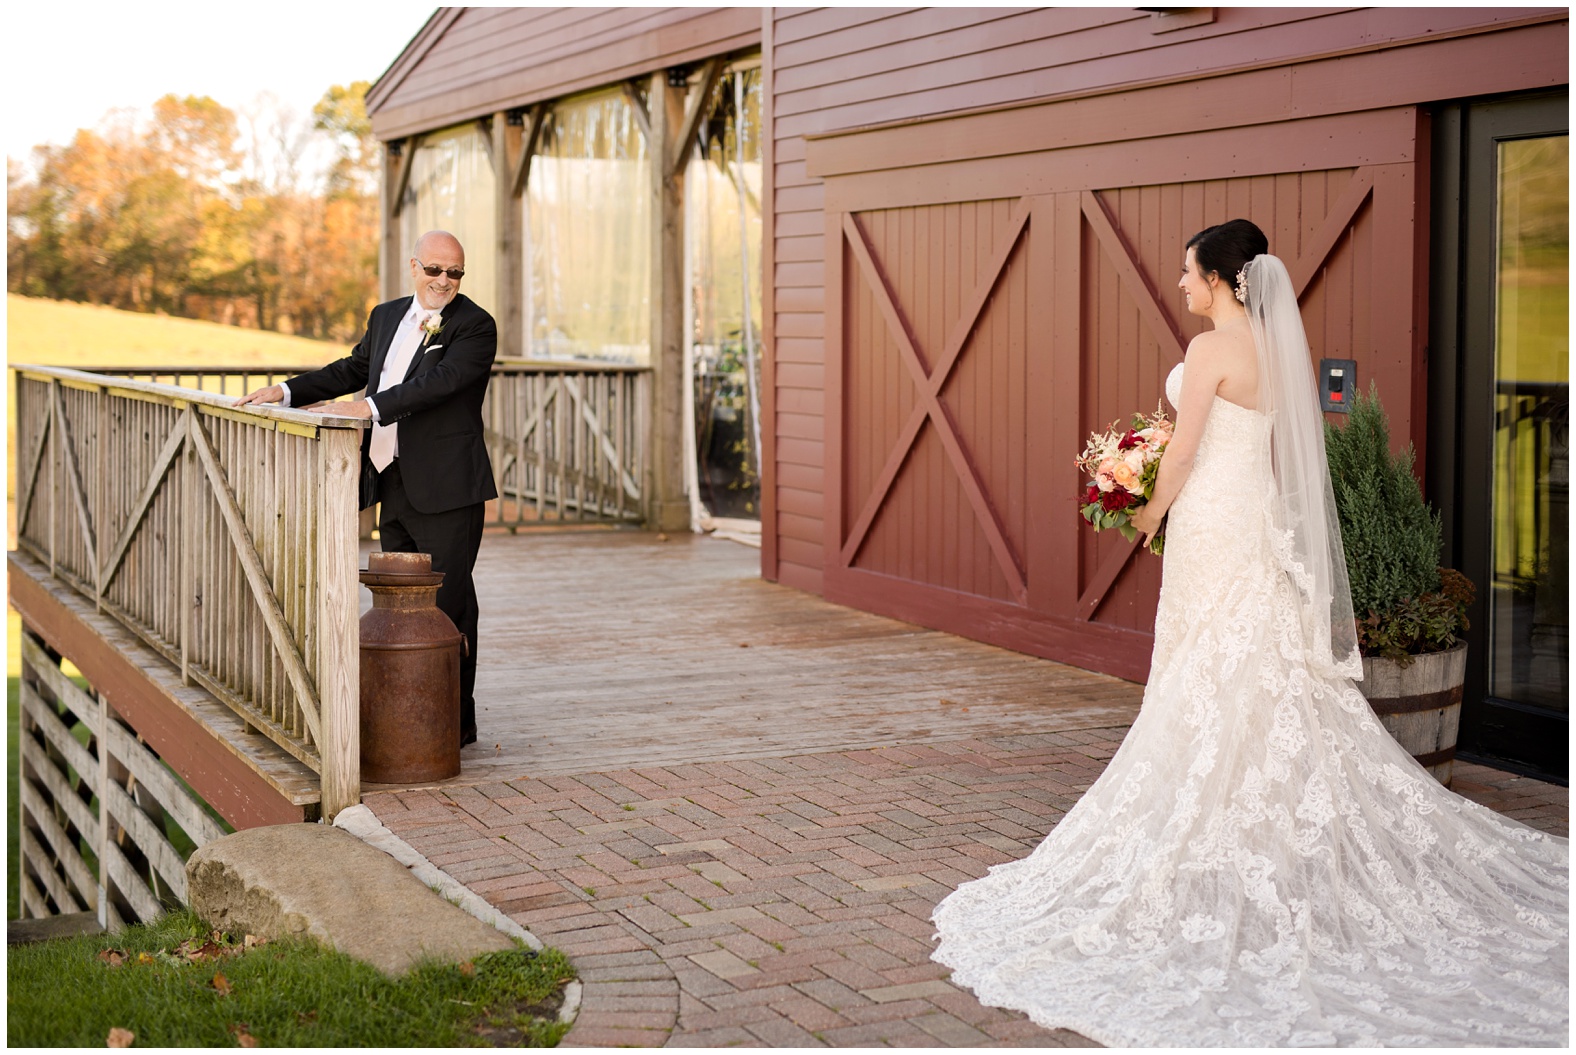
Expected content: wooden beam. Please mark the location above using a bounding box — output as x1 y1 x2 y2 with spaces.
494 110 522 361
186 413 323 748
476 116 494 166
669 58 723 178
1075 539 1142 621
1080 190 1187 365
512 104 547 199
382 140 416 303
49 384 99 592
1289 166 1374 297
15 399 51 541
99 409 189 594
314 428 361 821
623 80 653 145
646 71 689 531
9 552 319 828
389 138 416 217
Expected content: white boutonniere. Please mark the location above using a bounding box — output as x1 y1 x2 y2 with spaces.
421 313 444 341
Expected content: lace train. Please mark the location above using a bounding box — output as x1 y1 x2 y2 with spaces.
931 365 1569 1047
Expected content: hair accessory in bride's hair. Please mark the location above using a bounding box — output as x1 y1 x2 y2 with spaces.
1234 267 1250 304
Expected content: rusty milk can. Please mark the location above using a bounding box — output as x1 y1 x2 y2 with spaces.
359 551 462 783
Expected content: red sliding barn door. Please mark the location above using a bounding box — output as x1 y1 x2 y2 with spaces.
823 146 1410 682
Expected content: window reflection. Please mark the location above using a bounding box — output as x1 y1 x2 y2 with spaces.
1491 134 1568 711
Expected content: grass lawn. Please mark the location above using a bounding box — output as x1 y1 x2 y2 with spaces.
8 909 575 1047
6 294 344 369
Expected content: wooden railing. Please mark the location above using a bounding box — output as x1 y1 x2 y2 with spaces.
18 633 229 929
11 365 363 818
485 361 649 526
82 361 653 527
74 366 316 399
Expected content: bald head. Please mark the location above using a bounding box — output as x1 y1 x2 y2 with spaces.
410 230 466 311
414 230 463 261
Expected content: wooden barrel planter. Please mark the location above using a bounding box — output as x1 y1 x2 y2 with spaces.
1360 641 1468 787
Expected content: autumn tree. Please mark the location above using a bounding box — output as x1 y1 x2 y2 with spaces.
8 84 380 342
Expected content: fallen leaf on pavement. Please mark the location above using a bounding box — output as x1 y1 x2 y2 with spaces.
98 949 126 968
106 1027 134 1047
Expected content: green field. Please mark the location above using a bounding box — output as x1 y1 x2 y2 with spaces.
6 294 347 369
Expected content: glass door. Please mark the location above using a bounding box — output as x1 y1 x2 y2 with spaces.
1436 91 1569 779
1490 135 1568 716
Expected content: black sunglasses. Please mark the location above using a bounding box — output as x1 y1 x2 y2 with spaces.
415 259 465 280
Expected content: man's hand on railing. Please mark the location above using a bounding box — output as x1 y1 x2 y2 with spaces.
235 384 286 407
234 386 372 419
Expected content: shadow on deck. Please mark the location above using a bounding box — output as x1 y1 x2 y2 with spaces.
368 531 1145 792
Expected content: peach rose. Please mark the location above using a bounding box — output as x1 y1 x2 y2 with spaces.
1112 460 1140 491
1095 456 1118 492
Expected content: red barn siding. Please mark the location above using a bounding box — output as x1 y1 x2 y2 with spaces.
767 6 1564 679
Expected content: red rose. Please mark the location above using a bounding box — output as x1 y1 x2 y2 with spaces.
1117 429 1140 451
1084 484 1101 505
1101 489 1134 512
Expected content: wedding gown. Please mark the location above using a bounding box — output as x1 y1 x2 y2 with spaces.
931 363 1569 1047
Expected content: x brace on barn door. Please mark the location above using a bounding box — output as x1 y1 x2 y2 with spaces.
1072 170 1377 621
837 202 1033 605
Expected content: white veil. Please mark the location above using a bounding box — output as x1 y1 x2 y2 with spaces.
1242 255 1364 680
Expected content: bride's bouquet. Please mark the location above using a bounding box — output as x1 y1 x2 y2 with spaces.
1075 404 1173 555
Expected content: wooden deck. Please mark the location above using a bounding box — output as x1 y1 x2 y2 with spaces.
368 530 1146 791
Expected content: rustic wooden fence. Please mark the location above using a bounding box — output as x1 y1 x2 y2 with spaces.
12 365 363 819
17 632 230 929
82 361 652 527
485 361 649 526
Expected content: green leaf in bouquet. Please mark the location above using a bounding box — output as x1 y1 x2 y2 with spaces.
1139 458 1161 493
1117 522 1136 542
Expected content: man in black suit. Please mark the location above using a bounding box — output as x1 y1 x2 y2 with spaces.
237 230 497 747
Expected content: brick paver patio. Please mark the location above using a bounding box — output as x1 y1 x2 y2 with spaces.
364 731 1566 1048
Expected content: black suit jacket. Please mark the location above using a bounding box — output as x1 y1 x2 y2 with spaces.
287 293 498 514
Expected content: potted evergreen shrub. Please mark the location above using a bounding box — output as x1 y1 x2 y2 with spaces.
1325 384 1475 787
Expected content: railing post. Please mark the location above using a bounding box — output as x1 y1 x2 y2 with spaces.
315 427 361 819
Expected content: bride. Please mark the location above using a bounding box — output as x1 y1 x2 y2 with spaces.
930 219 1569 1047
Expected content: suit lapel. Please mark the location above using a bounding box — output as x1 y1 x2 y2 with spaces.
401 296 465 382
369 296 415 386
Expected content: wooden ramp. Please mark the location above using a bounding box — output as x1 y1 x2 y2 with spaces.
370 531 1146 791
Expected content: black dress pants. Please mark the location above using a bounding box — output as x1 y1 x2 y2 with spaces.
376 461 484 739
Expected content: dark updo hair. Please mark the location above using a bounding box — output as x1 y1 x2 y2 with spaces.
1186 219 1268 298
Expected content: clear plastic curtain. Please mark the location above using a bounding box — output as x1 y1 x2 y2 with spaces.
524 90 650 361
400 123 497 314
685 65 764 518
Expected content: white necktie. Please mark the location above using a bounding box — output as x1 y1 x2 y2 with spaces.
369 312 428 472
